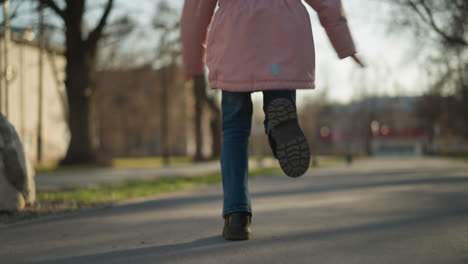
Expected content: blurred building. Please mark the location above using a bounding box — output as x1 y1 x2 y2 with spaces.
0 27 69 164
94 65 215 158
299 96 468 156
371 129 425 156
1 27 216 164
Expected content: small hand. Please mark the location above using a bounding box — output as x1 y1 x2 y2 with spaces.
193 74 206 88
351 54 365 68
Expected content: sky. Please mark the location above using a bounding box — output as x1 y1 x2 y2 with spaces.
6 0 430 104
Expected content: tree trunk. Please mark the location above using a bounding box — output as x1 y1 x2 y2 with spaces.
193 75 222 161
39 0 113 165
193 75 205 161
60 60 95 165
209 113 222 159
60 11 96 165
460 84 468 140
205 94 221 159
160 66 170 166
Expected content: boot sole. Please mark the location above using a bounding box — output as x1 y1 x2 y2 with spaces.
267 98 310 178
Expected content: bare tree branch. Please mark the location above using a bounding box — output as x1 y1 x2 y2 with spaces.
418 0 468 47
7 0 25 21
86 0 114 49
39 0 65 19
406 0 468 47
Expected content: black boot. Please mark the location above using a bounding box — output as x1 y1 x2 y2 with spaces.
222 212 251 241
266 98 310 177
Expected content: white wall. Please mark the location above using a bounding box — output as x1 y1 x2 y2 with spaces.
2 39 69 164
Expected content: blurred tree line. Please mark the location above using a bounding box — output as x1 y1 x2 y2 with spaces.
7 0 220 165
390 0 468 142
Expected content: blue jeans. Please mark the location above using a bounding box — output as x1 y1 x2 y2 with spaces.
221 90 296 217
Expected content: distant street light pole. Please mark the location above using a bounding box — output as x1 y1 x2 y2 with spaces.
37 3 45 163
160 65 170 167
2 0 10 118
19 33 25 140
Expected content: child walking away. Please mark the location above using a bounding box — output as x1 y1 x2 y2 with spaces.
181 0 364 241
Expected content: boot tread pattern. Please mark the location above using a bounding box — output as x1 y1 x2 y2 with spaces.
267 98 310 178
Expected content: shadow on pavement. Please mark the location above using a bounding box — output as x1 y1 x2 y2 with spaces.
32 207 468 264
33 235 225 264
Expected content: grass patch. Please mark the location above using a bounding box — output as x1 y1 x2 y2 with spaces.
37 167 283 204
452 155 468 162
36 156 348 205
36 155 350 174
438 154 468 163
112 156 193 169
314 156 344 167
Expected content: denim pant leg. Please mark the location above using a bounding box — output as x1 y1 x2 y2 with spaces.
221 91 253 218
263 90 297 135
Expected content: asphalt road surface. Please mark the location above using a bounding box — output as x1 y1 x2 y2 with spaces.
1 158 468 264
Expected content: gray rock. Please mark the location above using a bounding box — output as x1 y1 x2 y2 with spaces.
0 113 35 211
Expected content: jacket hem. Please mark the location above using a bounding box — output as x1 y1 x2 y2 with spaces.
209 79 316 92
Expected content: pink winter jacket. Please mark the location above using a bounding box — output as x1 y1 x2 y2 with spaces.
181 0 356 92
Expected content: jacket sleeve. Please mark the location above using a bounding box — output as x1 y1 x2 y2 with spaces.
304 0 356 59
180 0 218 76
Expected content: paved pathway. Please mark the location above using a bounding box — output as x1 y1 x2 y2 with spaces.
2 157 468 263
